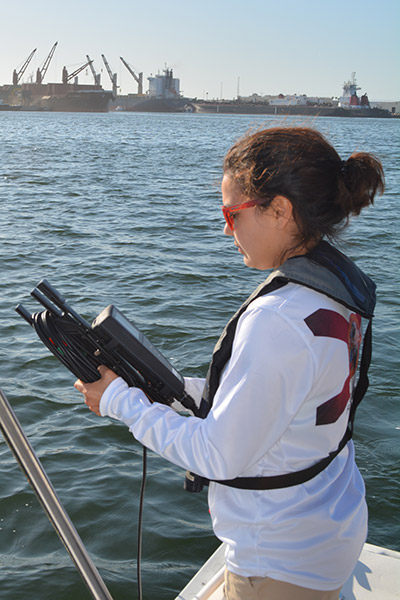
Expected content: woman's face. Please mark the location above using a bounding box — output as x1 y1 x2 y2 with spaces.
221 175 297 270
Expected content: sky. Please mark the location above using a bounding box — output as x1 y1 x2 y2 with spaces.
1 0 399 101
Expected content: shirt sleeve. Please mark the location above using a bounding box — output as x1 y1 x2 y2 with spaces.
183 377 206 407
100 304 315 480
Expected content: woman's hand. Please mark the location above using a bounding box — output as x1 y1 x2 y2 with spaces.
74 365 119 416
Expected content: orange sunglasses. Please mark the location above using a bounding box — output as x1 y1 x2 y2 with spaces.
221 200 259 230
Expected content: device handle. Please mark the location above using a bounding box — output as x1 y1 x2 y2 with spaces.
37 279 92 330
37 278 66 306
31 288 64 317
15 304 35 326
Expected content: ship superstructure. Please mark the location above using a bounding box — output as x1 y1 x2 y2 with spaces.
112 66 190 112
148 68 180 98
338 72 370 108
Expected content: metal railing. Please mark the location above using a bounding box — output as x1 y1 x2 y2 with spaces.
0 389 113 600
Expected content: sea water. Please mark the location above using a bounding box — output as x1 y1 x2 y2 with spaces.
0 111 399 599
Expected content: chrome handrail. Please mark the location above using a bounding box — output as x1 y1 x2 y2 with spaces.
0 389 113 600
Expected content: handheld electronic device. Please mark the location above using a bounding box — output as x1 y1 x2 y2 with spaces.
16 279 198 415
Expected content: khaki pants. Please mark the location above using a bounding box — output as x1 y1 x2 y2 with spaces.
224 570 342 600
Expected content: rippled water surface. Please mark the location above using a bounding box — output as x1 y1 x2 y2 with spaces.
0 111 399 599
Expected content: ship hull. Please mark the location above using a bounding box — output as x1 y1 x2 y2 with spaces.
0 83 113 113
112 95 192 113
41 90 114 113
192 102 392 118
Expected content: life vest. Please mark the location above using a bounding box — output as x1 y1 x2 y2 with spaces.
184 241 376 492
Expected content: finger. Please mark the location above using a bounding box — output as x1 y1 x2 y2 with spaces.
98 364 119 382
88 404 100 416
97 365 111 377
74 379 87 394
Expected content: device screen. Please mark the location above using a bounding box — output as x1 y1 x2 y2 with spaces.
94 306 183 381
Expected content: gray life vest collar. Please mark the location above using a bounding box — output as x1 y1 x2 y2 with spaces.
184 241 376 492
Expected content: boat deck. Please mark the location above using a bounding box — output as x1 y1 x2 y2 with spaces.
176 542 400 600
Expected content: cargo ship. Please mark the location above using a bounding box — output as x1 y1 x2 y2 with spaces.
19 82 113 113
190 73 393 118
190 100 392 118
0 44 114 113
0 81 114 113
112 66 193 112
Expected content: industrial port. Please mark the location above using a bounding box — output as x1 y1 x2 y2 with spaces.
0 44 397 117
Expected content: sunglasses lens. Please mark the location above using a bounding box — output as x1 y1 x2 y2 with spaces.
222 207 234 230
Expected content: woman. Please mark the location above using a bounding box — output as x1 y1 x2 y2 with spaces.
75 127 384 599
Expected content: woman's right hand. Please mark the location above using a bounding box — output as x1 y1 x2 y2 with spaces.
74 365 119 416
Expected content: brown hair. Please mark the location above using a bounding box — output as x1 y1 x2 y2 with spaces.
223 127 385 247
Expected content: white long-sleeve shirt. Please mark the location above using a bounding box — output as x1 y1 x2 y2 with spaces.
100 283 367 590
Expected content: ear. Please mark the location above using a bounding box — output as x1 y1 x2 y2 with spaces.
269 195 294 229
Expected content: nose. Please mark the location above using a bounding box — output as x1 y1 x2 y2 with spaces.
224 222 233 236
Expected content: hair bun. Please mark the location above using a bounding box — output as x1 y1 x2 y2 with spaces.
337 153 384 215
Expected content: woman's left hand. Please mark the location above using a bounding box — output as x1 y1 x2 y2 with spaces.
74 365 119 416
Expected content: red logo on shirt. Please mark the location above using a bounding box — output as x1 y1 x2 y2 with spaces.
304 309 362 425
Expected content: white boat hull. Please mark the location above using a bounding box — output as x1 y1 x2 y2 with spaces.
176 542 400 599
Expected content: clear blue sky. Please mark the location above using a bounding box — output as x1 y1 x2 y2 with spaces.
2 0 399 101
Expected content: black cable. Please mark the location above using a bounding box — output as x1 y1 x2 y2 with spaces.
32 311 102 382
32 310 156 396
137 447 147 600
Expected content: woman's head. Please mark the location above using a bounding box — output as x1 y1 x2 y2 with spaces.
223 127 385 254
221 174 299 270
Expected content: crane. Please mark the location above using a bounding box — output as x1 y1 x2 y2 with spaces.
86 55 101 85
101 54 118 97
120 57 143 95
12 48 37 85
36 42 58 84
62 60 93 84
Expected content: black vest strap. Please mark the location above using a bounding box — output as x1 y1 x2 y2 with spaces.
213 433 352 489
